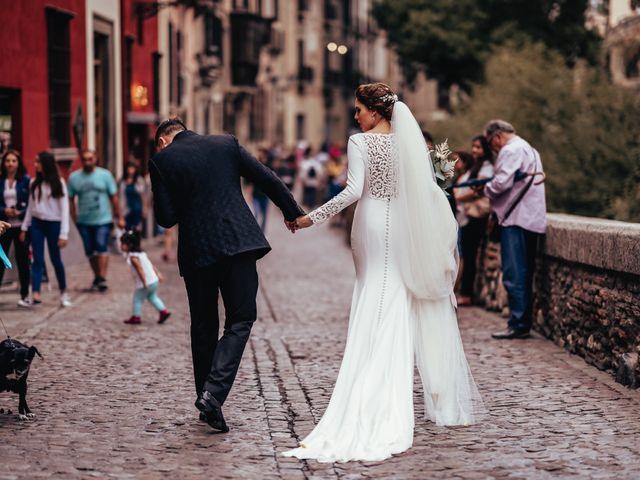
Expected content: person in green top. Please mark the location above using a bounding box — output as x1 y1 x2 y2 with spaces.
68 150 125 292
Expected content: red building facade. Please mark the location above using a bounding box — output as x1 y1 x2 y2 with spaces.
0 1 87 175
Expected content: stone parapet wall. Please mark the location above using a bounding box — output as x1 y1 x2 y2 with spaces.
475 213 640 387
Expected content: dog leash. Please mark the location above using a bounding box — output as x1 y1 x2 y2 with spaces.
0 314 16 348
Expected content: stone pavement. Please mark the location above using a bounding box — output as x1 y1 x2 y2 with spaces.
1 212 640 479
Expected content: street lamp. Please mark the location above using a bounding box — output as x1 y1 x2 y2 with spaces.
327 42 338 52
337 45 348 55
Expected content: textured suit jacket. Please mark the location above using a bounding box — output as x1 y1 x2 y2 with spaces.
150 131 304 276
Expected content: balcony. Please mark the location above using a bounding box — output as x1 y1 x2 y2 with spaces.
230 12 272 87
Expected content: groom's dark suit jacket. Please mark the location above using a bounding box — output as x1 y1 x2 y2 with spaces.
150 131 304 276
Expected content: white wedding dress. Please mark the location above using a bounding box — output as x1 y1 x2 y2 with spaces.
283 121 484 463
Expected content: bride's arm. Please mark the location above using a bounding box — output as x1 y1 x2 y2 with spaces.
303 136 365 226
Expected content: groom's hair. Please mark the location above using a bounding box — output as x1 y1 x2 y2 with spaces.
155 117 187 146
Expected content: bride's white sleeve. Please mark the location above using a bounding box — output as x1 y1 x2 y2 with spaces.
308 136 365 225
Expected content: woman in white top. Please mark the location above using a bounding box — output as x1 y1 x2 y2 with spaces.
0 149 31 306
20 151 71 307
284 83 484 463
119 230 170 325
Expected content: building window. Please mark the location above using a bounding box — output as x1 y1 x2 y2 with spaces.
250 91 266 141
177 31 184 105
152 52 162 113
168 23 174 104
46 8 72 148
204 12 223 58
125 36 134 110
296 113 305 141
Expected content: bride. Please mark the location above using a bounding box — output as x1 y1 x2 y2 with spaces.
283 83 485 463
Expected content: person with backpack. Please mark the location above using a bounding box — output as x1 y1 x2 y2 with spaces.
299 147 324 209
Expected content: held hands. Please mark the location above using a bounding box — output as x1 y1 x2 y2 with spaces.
283 215 313 234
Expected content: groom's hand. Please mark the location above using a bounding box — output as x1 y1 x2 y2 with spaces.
284 220 297 234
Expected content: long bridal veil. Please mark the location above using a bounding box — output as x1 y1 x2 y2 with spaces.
390 101 485 425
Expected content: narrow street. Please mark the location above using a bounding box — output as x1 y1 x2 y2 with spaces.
1 211 640 479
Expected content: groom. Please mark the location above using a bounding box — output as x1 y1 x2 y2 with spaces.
150 118 304 432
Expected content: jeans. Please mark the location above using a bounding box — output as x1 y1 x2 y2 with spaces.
0 227 30 299
132 281 166 316
125 210 143 231
500 226 539 332
31 218 66 293
76 223 112 257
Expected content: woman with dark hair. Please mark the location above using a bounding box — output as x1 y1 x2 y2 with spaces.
19 151 71 307
119 161 147 231
454 136 494 306
0 149 31 306
284 83 483 462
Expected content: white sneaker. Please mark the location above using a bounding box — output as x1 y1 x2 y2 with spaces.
60 293 72 308
17 298 32 308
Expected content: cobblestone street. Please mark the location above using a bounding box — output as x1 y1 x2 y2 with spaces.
1 211 640 479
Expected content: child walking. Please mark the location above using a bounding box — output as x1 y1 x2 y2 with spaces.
120 230 171 325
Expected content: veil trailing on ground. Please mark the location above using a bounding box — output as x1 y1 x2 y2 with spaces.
390 101 485 426
390 101 458 301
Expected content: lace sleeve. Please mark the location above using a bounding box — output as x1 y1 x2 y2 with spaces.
309 136 366 225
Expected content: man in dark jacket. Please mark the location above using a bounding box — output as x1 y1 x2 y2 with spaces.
150 118 304 432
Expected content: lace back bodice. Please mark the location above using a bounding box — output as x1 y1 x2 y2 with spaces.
363 133 398 200
308 133 397 225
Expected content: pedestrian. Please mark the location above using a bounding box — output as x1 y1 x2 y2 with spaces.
19 151 71 307
481 120 546 339
150 118 304 433
120 230 170 325
119 161 147 231
0 149 31 306
299 147 323 209
68 150 125 292
276 152 296 191
454 138 494 306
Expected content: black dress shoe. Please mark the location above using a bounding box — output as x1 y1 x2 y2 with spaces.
491 328 531 340
195 391 229 433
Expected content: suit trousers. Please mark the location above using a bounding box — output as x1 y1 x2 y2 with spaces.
184 252 258 405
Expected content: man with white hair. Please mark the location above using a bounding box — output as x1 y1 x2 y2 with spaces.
483 120 546 340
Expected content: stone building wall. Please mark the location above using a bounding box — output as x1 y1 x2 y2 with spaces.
475 213 640 387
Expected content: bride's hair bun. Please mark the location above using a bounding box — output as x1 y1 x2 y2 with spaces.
355 83 397 121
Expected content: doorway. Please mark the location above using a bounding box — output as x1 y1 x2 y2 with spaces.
93 17 116 173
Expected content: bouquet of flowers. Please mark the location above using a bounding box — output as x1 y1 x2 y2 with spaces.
429 139 457 189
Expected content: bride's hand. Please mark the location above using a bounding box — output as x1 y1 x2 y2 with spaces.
295 215 313 230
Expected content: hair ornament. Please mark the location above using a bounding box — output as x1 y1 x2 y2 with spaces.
381 93 398 104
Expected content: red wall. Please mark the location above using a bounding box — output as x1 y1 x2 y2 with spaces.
0 1 86 175
121 0 159 165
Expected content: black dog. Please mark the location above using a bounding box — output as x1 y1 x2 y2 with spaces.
0 338 41 420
